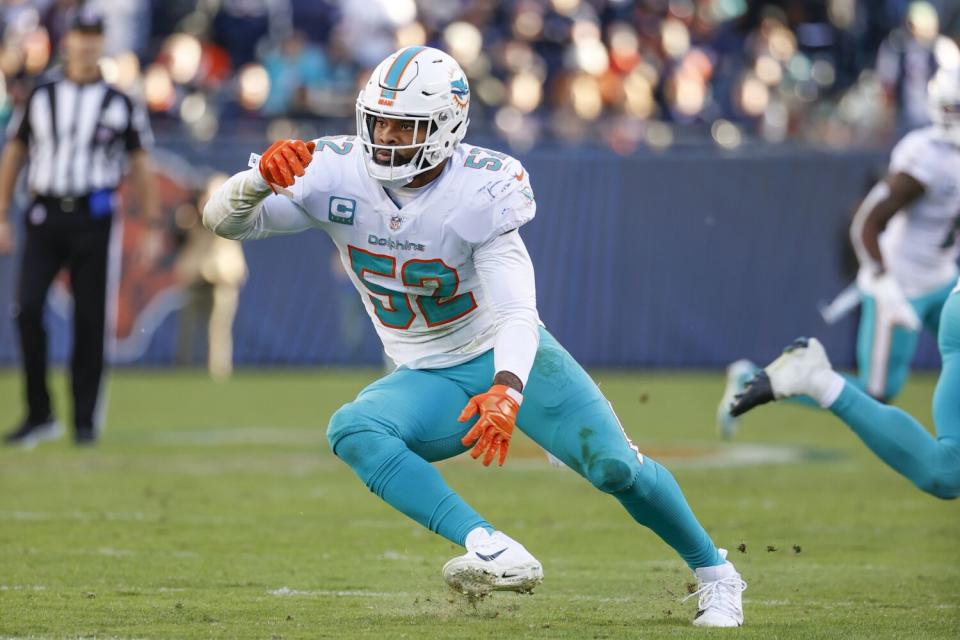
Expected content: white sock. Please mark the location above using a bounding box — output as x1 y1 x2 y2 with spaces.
695 561 736 581
817 371 846 408
464 527 491 550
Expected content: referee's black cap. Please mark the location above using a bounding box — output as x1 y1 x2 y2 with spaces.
68 7 105 34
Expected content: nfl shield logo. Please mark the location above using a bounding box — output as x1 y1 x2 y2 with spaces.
390 215 403 231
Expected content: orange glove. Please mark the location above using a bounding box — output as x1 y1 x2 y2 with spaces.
459 385 523 466
260 139 316 192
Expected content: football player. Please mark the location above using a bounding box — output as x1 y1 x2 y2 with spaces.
717 70 960 438
204 47 746 627
728 273 960 500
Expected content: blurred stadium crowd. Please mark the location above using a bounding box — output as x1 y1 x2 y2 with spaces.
1 0 959 154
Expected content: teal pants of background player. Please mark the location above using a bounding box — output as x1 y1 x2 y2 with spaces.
855 281 955 401
752 280 957 410
829 288 960 499
327 328 725 570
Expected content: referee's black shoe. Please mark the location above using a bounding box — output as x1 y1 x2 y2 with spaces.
3 416 63 448
74 426 98 446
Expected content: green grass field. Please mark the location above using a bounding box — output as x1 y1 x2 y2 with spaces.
0 368 957 639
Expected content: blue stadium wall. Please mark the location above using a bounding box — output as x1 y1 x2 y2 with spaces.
0 143 944 369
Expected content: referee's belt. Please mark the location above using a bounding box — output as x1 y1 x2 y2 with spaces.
34 194 88 213
34 191 114 217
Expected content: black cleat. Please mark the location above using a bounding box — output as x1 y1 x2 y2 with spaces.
728 338 814 417
729 371 775 417
784 337 810 352
74 427 98 446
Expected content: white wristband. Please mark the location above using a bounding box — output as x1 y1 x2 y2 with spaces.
504 387 524 405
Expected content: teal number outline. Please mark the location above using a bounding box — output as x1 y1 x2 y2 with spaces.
401 258 478 327
464 148 503 171
347 246 415 329
316 139 354 155
347 246 477 329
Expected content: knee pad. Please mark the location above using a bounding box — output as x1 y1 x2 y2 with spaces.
915 477 959 500
327 403 374 459
326 414 409 494
586 457 637 494
914 469 960 500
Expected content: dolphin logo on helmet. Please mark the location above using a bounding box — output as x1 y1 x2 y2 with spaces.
450 77 470 108
356 47 470 189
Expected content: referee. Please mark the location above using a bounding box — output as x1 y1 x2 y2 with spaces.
0 10 158 446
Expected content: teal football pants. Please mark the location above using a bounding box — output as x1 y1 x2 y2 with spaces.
855 281 954 401
327 328 725 569
761 280 956 410
829 288 960 499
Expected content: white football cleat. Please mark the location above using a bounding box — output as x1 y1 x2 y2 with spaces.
730 338 845 417
442 530 543 596
685 549 747 627
716 359 757 439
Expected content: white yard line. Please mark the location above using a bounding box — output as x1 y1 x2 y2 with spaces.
0 585 47 591
0 510 147 522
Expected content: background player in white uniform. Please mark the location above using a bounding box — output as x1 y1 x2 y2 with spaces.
204 47 746 627
717 71 960 437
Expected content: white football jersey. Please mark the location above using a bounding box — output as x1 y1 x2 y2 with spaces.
882 127 960 297
263 137 538 369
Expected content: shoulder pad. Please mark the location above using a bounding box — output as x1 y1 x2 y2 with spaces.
446 146 536 245
890 128 939 186
286 135 360 205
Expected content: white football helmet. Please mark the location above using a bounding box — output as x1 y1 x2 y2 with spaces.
356 46 470 188
928 69 960 145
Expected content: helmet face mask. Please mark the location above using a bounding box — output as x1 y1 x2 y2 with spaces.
356 47 470 189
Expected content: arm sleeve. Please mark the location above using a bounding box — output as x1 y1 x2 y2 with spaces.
202 167 318 240
473 230 541 388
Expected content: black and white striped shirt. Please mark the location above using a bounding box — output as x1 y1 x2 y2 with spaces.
7 72 153 197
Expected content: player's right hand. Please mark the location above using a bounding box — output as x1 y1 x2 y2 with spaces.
259 139 316 191
459 385 522 467
856 269 920 330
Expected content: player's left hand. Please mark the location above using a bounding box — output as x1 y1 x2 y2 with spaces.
459 385 522 466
